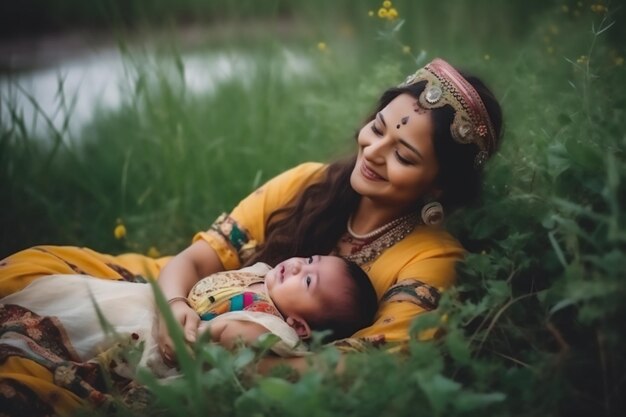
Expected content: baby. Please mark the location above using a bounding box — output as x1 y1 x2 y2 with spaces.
0 255 378 375
186 255 378 351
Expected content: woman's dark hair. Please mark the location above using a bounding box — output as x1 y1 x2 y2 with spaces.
308 257 378 342
246 71 503 267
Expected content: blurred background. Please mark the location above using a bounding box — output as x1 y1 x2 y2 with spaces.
1 0 623 257
1 1 625 416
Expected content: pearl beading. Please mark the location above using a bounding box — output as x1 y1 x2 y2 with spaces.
346 212 415 241
343 212 421 265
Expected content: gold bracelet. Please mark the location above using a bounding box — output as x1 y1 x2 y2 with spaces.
167 296 190 307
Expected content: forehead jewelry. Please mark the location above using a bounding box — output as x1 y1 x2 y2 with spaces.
396 116 410 129
400 58 497 168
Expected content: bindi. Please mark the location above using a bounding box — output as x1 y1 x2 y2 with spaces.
396 116 410 129
413 101 426 114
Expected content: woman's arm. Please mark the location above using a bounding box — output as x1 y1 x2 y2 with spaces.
157 240 224 361
158 163 326 363
199 319 346 376
255 354 346 376
199 317 270 349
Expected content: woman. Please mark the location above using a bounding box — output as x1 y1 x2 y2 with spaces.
156 57 503 363
0 58 502 414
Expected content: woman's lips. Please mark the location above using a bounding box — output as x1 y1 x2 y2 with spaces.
360 161 385 181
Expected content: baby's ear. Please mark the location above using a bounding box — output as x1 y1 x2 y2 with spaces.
286 316 311 339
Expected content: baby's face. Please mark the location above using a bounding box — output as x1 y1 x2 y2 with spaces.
265 255 351 322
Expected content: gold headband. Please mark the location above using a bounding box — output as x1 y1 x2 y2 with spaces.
400 58 497 168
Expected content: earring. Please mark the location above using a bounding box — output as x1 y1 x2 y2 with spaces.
421 201 444 226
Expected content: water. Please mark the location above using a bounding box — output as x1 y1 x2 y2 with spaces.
0 46 313 138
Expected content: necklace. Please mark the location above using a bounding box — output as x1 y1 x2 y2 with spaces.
347 212 415 241
342 212 421 265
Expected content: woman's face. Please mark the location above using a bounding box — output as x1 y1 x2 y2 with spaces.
350 93 440 210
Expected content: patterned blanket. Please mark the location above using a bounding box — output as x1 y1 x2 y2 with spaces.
0 304 151 416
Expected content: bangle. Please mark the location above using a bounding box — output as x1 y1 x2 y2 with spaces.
167 296 191 307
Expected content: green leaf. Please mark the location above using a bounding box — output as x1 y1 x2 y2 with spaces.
391 19 405 33
415 49 428 65
138 369 186 409
548 298 577 316
548 231 568 268
234 389 265 415
233 348 255 371
486 281 510 301
557 113 572 126
258 377 293 402
606 152 619 192
565 136 602 171
408 341 443 372
416 373 461 413
445 329 471 364
410 311 442 336
455 392 506 411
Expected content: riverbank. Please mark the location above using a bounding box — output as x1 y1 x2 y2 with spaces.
0 20 310 73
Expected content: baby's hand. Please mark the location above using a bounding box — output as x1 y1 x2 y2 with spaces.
196 317 228 343
197 321 211 336
156 301 199 365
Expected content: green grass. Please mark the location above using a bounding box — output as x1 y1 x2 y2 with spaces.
2 1 626 416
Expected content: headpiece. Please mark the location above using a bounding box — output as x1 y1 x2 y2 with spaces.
400 58 497 168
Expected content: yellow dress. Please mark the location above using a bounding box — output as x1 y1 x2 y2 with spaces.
193 162 465 347
0 248 171 416
0 162 464 415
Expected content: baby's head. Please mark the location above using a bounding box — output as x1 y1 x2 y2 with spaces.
264 255 378 341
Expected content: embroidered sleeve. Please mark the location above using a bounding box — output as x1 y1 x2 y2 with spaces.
193 163 326 270
380 279 441 311
210 213 257 262
330 334 390 353
194 213 258 270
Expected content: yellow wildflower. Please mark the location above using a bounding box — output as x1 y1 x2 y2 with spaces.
317 42 327 52
383 1 392 8
378 7 388 18
591 4 607 13
147 246 161 258
368 10 374 17
615 57 624 66
114 223 126 239
387 8 399 20
484 54 491 61
402 45 411 55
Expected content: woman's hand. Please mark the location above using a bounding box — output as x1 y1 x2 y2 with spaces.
156 300 200 365
255 354 346 376
155 240 225 364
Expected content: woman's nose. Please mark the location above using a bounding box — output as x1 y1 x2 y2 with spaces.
363 137 388 164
